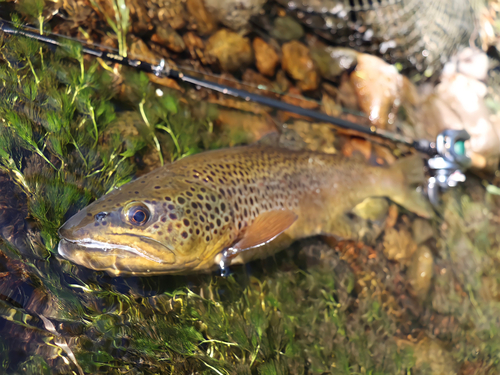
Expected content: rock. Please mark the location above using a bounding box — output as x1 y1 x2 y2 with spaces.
281 41 320 91
186 0 218 35
321 92 342 118
382 227 417 263
311 47 358 81
271 16 304 41
151 26 186 53
350 53 403 129
216 109 277 145
285 120 336 154
253 37 280 77
183 32 206 63
415 72 500 172
407 245 434 301
411 218 434 244
204 0 266 31
205 29 254 72
397 336 457 375
352 197 389 222
275 69 291 93
149 0 187 30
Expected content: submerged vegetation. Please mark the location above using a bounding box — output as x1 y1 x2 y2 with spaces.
1 3 500 375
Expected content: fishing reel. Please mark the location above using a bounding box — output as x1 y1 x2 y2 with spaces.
426 129 471 206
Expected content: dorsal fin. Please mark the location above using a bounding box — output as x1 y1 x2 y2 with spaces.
231 209 298 252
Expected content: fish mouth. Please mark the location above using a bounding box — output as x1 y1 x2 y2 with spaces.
58 237 177 276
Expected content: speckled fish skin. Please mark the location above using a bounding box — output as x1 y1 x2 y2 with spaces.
58 144 432 276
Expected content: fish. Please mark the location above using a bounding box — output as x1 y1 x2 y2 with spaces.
58 144 433 276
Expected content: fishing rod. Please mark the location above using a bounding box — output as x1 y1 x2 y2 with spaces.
0 20 472 205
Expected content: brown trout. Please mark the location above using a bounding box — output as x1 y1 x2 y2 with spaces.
58 144 433 276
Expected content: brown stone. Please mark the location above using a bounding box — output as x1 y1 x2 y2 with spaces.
151 26 186 53
186 0 218 35
253 37 280 77
216 109 278 145
281 41 319 91
350 53 402 129
205 29 254 72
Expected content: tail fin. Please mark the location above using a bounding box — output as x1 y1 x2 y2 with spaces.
389 155 434 218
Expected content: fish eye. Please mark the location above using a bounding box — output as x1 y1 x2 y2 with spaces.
127 205 150 226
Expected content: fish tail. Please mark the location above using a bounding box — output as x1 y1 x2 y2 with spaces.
389 154 434 218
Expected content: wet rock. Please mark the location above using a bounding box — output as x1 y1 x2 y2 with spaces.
407 245 434 301
253 37 280 77
186 0 218 35
149 0 187 30
311 47 358 81
271 16 304 41
275 69 291 93
397 336 457 375
415 71 500 172
351 53 403 129
151 26 186 53
61 0 94 26
352 198 389 222
321 92 342 117
216 109 277 145
332 76 360 111
204 0 266 31
281 41 320 91
382 227 417 264
183 32 206 63
411 218 434 245
285 120 336 154
205 29 254 72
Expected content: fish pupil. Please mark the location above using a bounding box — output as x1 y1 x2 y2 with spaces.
134 211 146 223
127 205 150 225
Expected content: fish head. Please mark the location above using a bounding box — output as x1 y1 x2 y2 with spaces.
58 177 235 275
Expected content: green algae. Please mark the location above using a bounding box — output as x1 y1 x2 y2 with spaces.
1 13 500 375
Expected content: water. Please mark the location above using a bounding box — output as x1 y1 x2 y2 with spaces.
0 0 499 374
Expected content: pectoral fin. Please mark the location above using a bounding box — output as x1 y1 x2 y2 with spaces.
231 209 298 252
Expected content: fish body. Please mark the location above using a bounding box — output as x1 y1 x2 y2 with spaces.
58 144 432 275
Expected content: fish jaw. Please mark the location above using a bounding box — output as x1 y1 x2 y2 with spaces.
57 232 182 276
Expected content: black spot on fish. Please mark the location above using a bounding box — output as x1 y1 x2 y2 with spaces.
186 191 193 197
206 203 212 211
221 203 226 212
154 186 160 189
161 217 166 223
177 197 186 204
181 231 188 239
197 194 204 200
168 204 175 210
154 224 159 229
135 191 139 194
199 216 205 223
87 213 92 217
165 196 172 201
216 218 221 227
196 229 200 235
183 219 190 226
169 213 177 220
102 221 107 226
